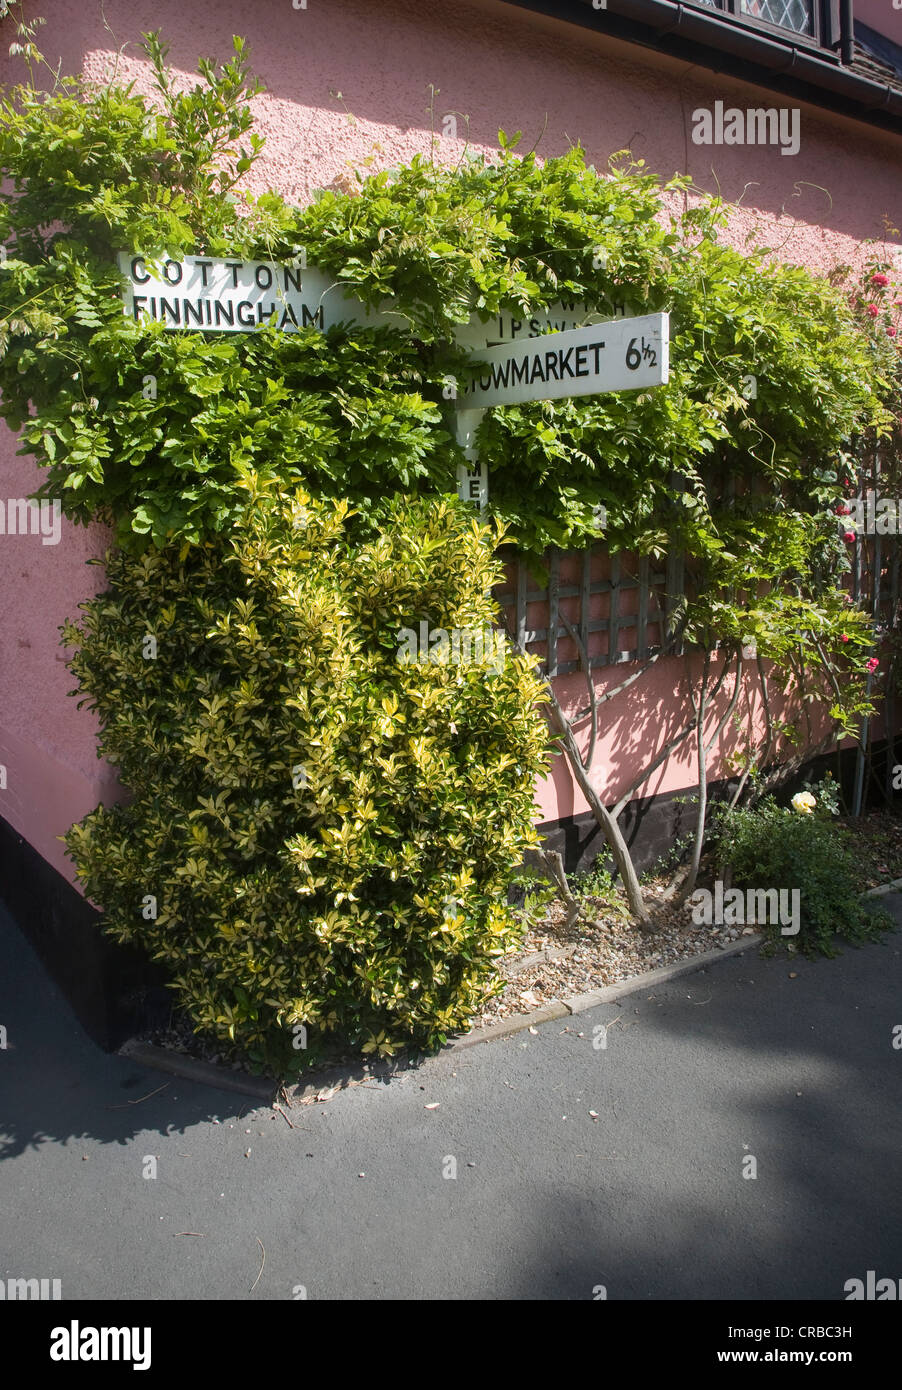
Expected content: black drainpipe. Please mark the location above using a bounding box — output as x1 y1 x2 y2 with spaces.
840 0 854 69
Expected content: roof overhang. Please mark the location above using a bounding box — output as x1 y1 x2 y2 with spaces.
500 0 902 138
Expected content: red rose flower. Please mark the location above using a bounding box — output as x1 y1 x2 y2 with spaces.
866 657 879 673
871 273 889 287
843 530 857 543
888 327 897 338
841 633 850 642
867 304 880 317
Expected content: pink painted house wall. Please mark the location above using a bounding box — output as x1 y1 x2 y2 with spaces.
856 0 902 36
1 0 899 880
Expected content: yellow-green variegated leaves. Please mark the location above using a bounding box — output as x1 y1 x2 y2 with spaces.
63 483 550 1071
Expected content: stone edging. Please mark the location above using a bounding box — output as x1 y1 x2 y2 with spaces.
117 934 764 1097
446 933 763 1049
116 878 900 1098
118 1037 278 1102
864 877 902 897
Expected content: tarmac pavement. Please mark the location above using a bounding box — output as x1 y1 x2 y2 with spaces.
1 897 900 1300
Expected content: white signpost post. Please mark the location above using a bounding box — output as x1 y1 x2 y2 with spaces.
116 254 670 509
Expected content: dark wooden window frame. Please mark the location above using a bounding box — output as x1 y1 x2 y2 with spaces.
684 0 841 55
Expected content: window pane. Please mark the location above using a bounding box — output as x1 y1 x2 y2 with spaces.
739 0 813 35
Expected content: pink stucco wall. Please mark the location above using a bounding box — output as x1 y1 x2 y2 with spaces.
856 0 902 38
545 654 828 823
1 0 900 878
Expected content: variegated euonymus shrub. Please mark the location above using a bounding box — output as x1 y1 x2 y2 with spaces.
62 481 550 1067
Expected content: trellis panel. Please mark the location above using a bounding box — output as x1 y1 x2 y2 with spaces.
495 544 674 676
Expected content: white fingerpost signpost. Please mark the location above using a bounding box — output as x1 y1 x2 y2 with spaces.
451 311 669 506
117 252 409 333
453 407 489 508
117 253 670 510
458 313 668 409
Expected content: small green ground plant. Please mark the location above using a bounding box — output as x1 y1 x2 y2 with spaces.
716 795 890 956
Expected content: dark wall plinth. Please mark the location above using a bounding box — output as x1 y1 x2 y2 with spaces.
538 742 901 877
0 814 169 1051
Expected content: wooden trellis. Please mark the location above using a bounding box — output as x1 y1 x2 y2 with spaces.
494 544 685 676
496 438 902 684
850 445 902 623
847 442 902 809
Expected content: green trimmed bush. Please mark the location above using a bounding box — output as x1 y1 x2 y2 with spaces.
62 481 550 1068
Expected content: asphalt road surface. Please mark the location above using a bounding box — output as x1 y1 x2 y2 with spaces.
1 897 900 1300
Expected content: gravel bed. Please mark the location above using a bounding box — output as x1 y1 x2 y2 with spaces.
470 808 901 1029
470 888 751 1029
